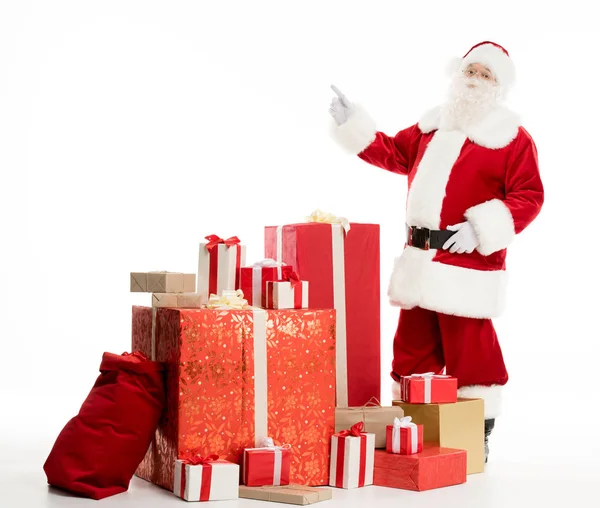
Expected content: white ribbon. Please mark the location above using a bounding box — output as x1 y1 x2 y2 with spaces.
252 259 286 307
253 309 268 447
392 416 418 454
275 217 349 407
407 372 450 403
258 437 291 486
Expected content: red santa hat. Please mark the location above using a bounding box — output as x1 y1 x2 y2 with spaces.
447 41 516 87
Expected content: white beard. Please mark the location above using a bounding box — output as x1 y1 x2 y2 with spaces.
439 73 504 131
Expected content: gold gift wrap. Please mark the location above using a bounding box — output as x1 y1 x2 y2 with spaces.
130 271 195 293
335 398 404 448
239 485 332 505
151 292 206 308
392 397 484 474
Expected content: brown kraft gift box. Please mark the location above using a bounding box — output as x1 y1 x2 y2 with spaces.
239 485 332 505
335 399 404 448
130 271 195 293
392 398 484 474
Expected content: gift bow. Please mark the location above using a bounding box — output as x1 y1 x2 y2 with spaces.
409 372 450 379
259 436 292 450
393 416 415 428
283 271 301 288
184 454 219 466
305 209 351 234
252 258 286 268
205 234 241 251
206 289 249 309
339 421 365 437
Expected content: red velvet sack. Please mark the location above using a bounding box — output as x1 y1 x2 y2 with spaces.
43 351 165 499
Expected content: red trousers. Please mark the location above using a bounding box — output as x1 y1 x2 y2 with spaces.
391 307 508 416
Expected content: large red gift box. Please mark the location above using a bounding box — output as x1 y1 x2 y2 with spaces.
132 306 336 491
400 373 458 404
264 222 380 407
373 446 467 491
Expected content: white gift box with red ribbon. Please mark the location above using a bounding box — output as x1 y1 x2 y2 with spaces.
265 272 309 309
173 456 239 502
197 234 246 301
329 422 375 489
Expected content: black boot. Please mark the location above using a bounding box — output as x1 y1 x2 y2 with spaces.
484 419 495 463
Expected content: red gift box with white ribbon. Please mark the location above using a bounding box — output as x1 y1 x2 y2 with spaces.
400 373 458 404
243 437 291 487
240 259 294 308
386 417 423 455
265 272 308 309
329 422 375 489
197 234 246 301
173 455 239 502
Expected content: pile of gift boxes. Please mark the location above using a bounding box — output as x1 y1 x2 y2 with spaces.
129 212 485 504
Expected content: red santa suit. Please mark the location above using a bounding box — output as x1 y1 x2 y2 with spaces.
331 42 544 419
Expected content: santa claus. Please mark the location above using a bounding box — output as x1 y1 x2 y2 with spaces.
328 41 544 462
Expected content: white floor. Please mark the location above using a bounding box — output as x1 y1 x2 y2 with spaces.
2 441 598 508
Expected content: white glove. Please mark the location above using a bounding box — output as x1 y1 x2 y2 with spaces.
329 84 355 126
442 221 479 254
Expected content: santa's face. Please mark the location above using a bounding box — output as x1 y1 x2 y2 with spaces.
441 63 504 129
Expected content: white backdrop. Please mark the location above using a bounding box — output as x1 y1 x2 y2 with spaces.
2 1 599 506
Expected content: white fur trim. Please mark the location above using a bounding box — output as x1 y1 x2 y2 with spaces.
406 130 467 229
462 43 515 87
330 104 377 155
388 247 508 318
418 105 520 149
465 198 515 255
458 384 504 419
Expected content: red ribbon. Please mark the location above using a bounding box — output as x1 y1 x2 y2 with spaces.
180 454 219 501
184 454 219 466
335 422 367 488
338 421 364 437
205 234 241 251
284 271 301 289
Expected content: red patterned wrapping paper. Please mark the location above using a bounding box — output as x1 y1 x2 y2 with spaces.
400 374 458 404
264 223 380 408
240 264 293 308
132 306 336 490
373 446 467 491
243 447 291 487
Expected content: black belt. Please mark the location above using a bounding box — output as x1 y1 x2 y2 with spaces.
406 225 456 250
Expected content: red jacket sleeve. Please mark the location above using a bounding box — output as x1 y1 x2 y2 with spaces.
357 124 420 176
465 127 544 255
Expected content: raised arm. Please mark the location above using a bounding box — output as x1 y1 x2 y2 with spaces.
329 85 418 176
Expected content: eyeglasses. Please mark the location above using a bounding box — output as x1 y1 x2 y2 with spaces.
463 67 494 81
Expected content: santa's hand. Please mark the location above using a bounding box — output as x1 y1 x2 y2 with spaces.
442 221 479 254
329 84 355 126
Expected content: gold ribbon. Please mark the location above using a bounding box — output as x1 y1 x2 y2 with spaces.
206 289 250 310
305 209 351 234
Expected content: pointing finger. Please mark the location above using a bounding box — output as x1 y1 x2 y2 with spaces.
331 84 350 107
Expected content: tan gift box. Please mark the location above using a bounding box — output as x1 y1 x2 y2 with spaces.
239 485 332 505
151 293 206 308
130 271 195 293
335 398 404 449
392 397 484 474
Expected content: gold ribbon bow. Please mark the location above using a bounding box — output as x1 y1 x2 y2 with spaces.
305 209 351 233
206 289 250 310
